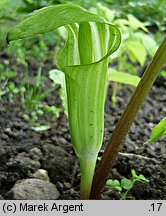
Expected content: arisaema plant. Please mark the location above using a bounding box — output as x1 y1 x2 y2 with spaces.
6 4 121 199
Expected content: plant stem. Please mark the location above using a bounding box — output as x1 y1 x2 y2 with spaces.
79 156 97 199
90 36 166 199
121 189 129 200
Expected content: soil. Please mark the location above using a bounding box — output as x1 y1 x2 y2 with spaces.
0 53 166 200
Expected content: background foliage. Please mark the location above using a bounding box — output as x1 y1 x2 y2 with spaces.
0 0 165 131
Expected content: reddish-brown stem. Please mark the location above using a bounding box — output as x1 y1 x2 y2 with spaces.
90 36 166 199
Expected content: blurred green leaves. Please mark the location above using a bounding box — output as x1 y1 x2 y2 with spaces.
49 69 67 116
108 69 140 87
145 117 166 144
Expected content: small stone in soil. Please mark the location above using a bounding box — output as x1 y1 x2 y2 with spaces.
7 178 60 200
28 147 43 160
42 144 75 181
33 169 50 181
7 152 41 173
63 182 72 190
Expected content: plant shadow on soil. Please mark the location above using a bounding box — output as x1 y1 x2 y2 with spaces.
0 54 166 200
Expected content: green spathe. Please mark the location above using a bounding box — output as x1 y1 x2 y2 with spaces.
6 4 121 199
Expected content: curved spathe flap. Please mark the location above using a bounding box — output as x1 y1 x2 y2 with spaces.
6 4 121 68
6 4 105 43
57 22 121 70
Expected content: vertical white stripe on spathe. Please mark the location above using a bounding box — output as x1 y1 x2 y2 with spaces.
67 24 80 65
89 22 101 62
104 24 110 55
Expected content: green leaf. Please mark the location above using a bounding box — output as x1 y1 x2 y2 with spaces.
126 41 147 66
49 69 68 116
108 69 140 87
131 169 137 179
115 186 123 192
113 180 121 187
106 179 122 192
138 174 149 183
31 125 51 132
127 14 148 32
161 70 166 78
135 32 158 57
131 169 149 183
106 179 114 186
121 178 133 190
145 117 166 144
